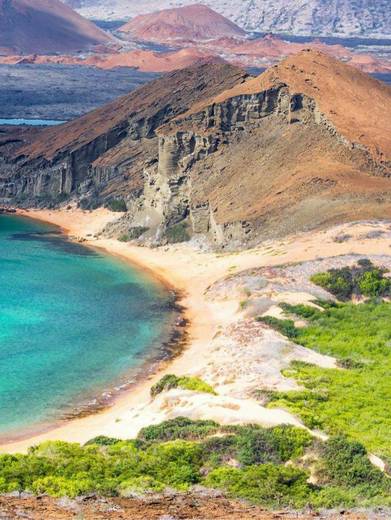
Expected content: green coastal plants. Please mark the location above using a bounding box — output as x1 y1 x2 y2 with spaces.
310 259 391 300
150 374 217 398
0 418 388 508
256 316 299 339
266 300 391 457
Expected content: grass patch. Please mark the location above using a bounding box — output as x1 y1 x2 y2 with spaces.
150 374 217 398
267 301 391 459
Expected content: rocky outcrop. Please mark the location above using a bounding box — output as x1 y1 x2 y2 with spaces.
2 52 391 250
0 63 248 204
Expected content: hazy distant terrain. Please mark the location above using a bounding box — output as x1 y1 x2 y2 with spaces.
0 64 158 120
63 0 391 38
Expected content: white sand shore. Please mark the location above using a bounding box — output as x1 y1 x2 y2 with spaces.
2 209 391 453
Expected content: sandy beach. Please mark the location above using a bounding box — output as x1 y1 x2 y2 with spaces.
2 208 391 454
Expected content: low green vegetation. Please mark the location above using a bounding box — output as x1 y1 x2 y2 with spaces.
107 199 127 212
0 419 388 508
310 258 391 300
118 227 149 242
266 300 391 460
256 315 299 339
150 374 217 398
164 221 190 244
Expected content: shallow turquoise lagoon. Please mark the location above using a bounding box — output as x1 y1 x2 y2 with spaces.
0 215 173 439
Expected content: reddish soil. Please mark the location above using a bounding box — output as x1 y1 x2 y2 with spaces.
119 4 246 42
0 493 376 520
0 0 112 55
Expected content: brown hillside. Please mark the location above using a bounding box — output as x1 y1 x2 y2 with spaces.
119 4 246 43
0 0 112 55
18 63 247 161
2 54 391 248
184 49 391 162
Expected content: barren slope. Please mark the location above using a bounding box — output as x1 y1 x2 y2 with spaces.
177 50 391 163
0 0 112 55
119 4 245 42
152 50 391 245
0 63 248 199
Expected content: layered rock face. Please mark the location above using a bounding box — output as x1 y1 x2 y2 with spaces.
0 63 248 203
1 51 391 249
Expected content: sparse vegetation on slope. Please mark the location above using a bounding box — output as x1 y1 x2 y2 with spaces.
150 374 217 397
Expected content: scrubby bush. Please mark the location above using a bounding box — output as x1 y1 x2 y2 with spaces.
138 417 219 443
0 419 389 508
280 303 322 320
321 436 386 488
107 199 127 212
256 316 299 339
118 227 149 242
164 221 190 244
310 259 391 300
268 301 391 457
204 464 312 508
150 374 216 398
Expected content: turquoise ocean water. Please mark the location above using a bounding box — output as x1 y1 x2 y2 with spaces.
0 215 173 439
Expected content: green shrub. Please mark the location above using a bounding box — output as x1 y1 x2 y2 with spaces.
268 302 391 456
164 221 190 244
31 476 93 498
256 316 299 339
119 227 148 242
138 417 219 443
0 419 389 507
204 464 312 508
310 260 390 300
118 476 165 497
321 436 386 488
107 199 127 212
357 270 391 298
280 303 322 320
85 436 120 446
150 374 216 398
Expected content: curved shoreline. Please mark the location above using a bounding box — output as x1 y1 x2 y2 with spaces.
2 210 391 454
0 210 190 445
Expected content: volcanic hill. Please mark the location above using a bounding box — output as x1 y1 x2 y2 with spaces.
0 0 112 55
1 51 391 249
119 4 246 43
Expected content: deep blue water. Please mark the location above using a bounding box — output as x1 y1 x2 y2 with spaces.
0 215 173 439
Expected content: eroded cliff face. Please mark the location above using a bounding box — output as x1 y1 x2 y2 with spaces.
2 55 391 250
123 82 390 248
0 63 248 206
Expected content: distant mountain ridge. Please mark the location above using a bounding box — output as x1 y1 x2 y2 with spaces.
62 0 391 39
0 0 112 55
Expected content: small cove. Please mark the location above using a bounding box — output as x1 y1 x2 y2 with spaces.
0 215 175 440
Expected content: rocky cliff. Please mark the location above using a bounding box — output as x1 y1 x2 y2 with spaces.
1 51 391 249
